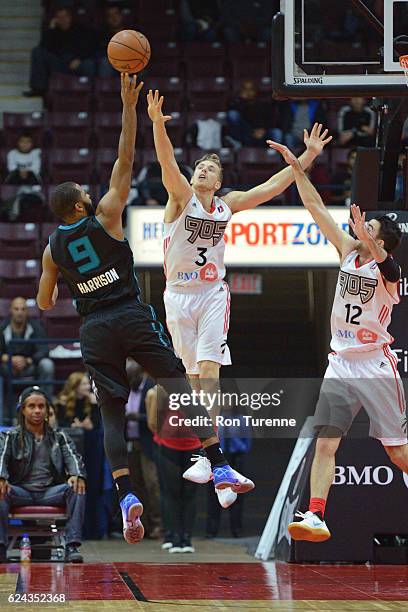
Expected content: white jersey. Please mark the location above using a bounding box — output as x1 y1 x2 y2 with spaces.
330 250 400 357
163 193 232 292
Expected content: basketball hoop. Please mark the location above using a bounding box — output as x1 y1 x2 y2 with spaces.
400 55 408 87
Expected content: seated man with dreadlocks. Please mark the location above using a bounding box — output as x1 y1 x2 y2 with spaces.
0 386 86 563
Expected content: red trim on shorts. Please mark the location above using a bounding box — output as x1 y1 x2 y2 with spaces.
223 282 231 334
383 346 405 414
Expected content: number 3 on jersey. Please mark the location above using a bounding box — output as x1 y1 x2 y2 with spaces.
195 247 207 267
68 237 100 273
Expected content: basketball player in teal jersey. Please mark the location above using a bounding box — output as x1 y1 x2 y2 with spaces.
36 74 254 545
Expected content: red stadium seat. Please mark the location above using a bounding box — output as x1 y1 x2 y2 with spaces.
141 112 184 147
0 222 40 259
48 149 94 184
96 148 117 183
48 75 92 112
142 147 188 166
42 299 80 339
187 77 230 112
228 42 271 79
237 148 280 186
0 259 40 298
0 185 45 223
184 56 227 79
144 56 182 78
144 76 185 109
95 77 122 112
48 112 93 148
140 17 178 42
2 112 45 148
94 112 122 148
331 147 350 172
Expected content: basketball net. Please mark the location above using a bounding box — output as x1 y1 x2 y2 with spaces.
400 55 408 87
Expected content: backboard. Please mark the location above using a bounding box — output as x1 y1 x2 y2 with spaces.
272 0 408 98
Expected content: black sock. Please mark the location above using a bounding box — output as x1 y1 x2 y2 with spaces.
203 443 228 468
115 474 134 501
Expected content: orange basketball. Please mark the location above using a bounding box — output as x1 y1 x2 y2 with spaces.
107 30 151 73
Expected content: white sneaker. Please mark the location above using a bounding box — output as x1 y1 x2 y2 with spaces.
215 487 237 509
183 455 212 484
288 511 331 542
213 465 255 494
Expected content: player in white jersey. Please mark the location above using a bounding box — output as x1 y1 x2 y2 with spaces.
147 89 332 506
270 141 408 543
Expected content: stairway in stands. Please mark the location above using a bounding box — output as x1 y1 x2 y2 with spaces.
0 0 42 121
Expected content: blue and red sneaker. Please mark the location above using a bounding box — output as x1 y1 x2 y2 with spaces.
120 493 144 544
213 465 255 494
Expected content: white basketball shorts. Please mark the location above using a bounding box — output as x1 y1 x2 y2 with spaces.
164 281 232 375
314 347 407 446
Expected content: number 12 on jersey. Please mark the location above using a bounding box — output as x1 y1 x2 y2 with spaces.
345 303 362 325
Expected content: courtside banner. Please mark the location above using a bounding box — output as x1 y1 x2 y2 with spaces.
128 206 350 267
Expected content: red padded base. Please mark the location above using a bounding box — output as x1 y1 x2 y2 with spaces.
9 506 66 515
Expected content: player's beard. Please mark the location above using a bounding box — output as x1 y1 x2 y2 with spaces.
84 200 96 216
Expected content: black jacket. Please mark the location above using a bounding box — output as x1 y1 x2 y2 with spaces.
0 426 86 485
0 317 50 364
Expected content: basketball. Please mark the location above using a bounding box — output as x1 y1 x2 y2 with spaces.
107 29 151 73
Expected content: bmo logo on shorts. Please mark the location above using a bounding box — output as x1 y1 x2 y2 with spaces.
333 465 394 485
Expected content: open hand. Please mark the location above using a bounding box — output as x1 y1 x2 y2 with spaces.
304 123 332 156
348 203 371 243
266 140 302 170
147 89 172 123
121 72 143 108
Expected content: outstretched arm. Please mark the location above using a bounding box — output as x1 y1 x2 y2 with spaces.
269 141 356 260
96 73 143 233
147 89 192 222
224 123 332 213
37 245 59 310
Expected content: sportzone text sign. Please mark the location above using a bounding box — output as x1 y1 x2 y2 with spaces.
128 207 349 267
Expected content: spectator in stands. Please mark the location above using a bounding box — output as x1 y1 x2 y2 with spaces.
0 386 86 563
146 385 199 554
330 148 357 206
5 133 41 186
56 372 99 430
179 0 219 42
57 372 107 539
219 0 277 42
25 7 98 97
4 133 43 221
97 4 125 78
131 162 193 205
227 80 284 147
0 298 55 394
282 99 328 148
337 97 376 147
126 359 161 540
184 115 231 150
